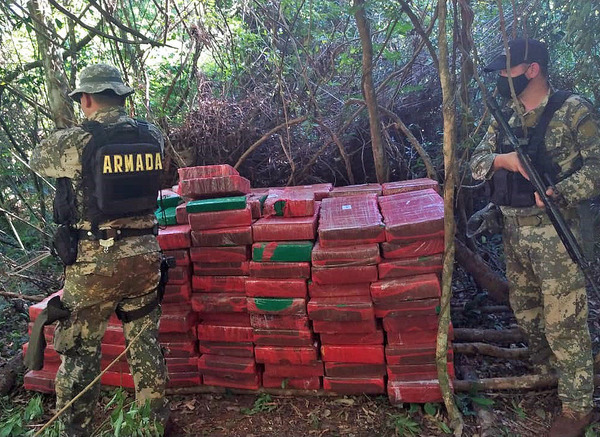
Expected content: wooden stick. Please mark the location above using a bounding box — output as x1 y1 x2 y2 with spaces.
453 342 529 359
453 327 524 344
0 290 45 302
460 366 496 437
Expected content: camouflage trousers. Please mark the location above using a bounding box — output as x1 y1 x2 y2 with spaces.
54 251 168 437
503 213 593 413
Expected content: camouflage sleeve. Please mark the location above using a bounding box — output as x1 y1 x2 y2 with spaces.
470 119 500 181
554 97 600 206
30 128 89 179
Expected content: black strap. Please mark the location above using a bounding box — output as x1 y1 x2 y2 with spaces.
78 226 158 241
115 296 160 324
529 90 572 154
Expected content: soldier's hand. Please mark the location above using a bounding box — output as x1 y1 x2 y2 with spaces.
534 187 555 209
493 152 530 180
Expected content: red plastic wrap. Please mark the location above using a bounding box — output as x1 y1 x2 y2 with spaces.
159 311 196 333
188 206 252 231
386 345 453 366
379 189 444 243
262 189 315 218
374 298 439 318
370 274 441 305
252 206 319 241
191 226 253 247
192 261 250 276
387 324 454 345
318 195 385 247
166 265 191 285
311 241 380 267
324 362 386 378
387 363 455 382
159 332 198 358
323 377 385 394
203 373 260 390
307 282 371 298
262 375 321 390
250 314 310 330
307 296 374 322
29 290 62 321
191 293 247 313
198 355 257 376
197 313 251 326
176 203 189 225
388 380 450 404
249 262 311 279
167 373 202 388
263 361 324 377
381 238 444 259
252 328 314 346
196 324 254 342
198 341 254 358
254 346 319 365
382 314 438 333
178 175 251 198
320 345 384 364
247 297 307 316
329 183 382 197
245 278 307 298
189 246 250 263
247 194 264 219
166 357 199 373
24 369 56 393
178 165 239 180
192 275 246 293
312 319 377 334
319 330 383 345
311 265 378 285
378 254 443 279
284 183 332 201
382 178 440 196
163 283 192 304
163 249 191 267
157 224 191 250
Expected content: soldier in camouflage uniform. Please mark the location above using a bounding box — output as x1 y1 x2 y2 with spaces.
30 64 169 436
471 39 600 437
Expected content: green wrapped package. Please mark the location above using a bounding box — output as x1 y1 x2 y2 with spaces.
157 192 183 208
186 196 247 213
252 241 313 262
155 207 178 226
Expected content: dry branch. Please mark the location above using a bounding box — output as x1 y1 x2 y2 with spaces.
0 291 45 302
452 374 600 392
454 343 529 359
453 328 524 344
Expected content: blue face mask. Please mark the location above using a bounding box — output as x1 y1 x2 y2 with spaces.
496 73 530 98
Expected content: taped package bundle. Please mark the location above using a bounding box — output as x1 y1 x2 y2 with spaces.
329 183 382 198
262 189 315 218
381 178 440 196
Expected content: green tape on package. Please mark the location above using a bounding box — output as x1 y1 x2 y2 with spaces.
252 241 313 262
155 206 178 226
186 196 247 213
157 193 182 209
253 298 293 312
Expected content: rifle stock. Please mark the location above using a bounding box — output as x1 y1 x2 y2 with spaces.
485 97 600 299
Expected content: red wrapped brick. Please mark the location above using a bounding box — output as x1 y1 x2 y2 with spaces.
307 296 375 322
247 297 307 316
386 345 453 366
382 314 438 333
388 380 449 404
325 362 386 378
246 194 265 219
178 175 250 198
262 189 315 218
253 328 314 346
24 370 56 393
370 274 441 305
307 282 370 298
166 357 199 373
312 319 377 334
191 226 253 247
178 165 239 180
250 314 310 330
190 246 249 263
323 377 385 394
163 249 191 267
159 311 196 333
203 373 260 390
198 355 257 376
263 361 324 378
319 330 383 345
198 312 251 326
387 324 454 345
245 278 307 298
379 189 444 243
252 207 319 242
157 224 191 250
387 363 455 382
249 262 311 279
193 261 250 276
28 290 63 322
166 265 191 285
197 324 254 342
382 178 440 196
159 331 198 357
163 283 192 304
311 241 380 267
188 206 252 231
329 183 382 197
101 371 135 389
167 373 202 387
191 293 247 313
176 203 189 225
321 345 384 364
374 298 439 318
318 195 385 247
378 254 443 279
198 341 254 358
381 238 444 259
285 184 332 201
263 375 321 390
254 346 319 365
311 265 378 285
192 275 246 293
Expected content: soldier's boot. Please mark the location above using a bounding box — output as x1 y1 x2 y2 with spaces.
549 408 594 437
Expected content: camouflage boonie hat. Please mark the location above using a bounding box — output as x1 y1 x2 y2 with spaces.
69 63 134 102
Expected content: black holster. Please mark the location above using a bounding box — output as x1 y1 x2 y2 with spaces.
53 225 79 266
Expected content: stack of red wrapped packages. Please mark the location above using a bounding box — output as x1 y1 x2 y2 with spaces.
375 182 454 403
249 187 322 389
310 193 386 394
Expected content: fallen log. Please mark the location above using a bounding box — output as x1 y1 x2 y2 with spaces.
0 354 24 395
453 328 524 344
453 343 529 360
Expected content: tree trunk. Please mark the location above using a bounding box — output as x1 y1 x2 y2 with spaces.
353 0 388 183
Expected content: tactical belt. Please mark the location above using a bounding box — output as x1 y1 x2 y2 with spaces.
115 295 160 324
78 226 157 241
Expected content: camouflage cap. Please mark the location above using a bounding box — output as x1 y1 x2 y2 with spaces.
69 63 134 102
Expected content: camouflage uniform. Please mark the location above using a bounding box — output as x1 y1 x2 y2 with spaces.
471 90 600 413
29 65 168 436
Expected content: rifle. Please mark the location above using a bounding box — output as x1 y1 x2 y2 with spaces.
486 96 600 300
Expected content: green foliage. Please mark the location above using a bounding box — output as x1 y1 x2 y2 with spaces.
387 412 421 436
240 393 278 415
0 395 45 437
